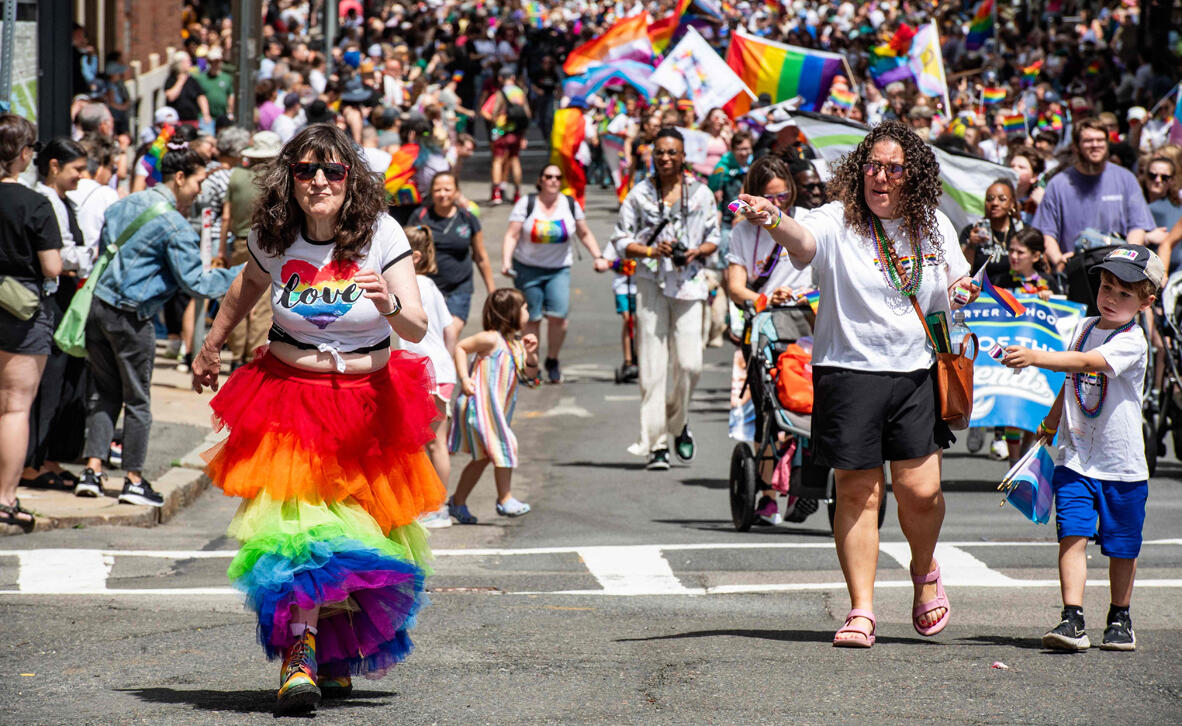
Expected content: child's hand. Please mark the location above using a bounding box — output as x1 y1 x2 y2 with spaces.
521 333 539 354
460 377 476 396
1037 290 1052 301
1002 345 1039 369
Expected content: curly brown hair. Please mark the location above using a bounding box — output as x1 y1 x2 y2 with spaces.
252 123 385 265
827 120 944 259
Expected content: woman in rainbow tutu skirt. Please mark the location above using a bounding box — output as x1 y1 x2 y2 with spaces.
191 125 445 714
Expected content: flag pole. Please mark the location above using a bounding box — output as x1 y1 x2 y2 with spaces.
935 20 953 121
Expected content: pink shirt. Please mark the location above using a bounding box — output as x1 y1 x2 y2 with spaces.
257 100 283 131
694 134 729 178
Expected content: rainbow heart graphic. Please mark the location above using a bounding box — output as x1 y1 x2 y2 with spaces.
278 259 363 329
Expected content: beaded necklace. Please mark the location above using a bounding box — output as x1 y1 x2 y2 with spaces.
870 214 923 296
1071 318 1136 418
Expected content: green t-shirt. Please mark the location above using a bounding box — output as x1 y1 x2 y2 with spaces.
226 165 263 243
195 70 234 119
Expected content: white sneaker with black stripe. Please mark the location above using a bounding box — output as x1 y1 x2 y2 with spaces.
118 478 164 507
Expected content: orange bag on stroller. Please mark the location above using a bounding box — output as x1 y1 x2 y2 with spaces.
771 343 813 414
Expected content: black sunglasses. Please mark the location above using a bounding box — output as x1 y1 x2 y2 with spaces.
1148 172 1173 182
290 161 350 183
541 173 562 180
862 161 906 179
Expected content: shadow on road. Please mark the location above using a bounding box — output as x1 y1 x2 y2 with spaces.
954 634 1052 651
651 518 833 538
117 687 393 714
615 628 932 646
555 460 646 471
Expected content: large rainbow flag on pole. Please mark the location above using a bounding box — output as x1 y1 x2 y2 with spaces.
965 0 995 51
563 14 653 75
649 0 693 54
549 107 587 208
723 31 844 116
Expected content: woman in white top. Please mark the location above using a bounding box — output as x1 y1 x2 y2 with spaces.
738 122 978 649
501 164 608 382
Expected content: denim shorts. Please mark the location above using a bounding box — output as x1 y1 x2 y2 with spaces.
513 260 570 320
442 278 474 322
1053 466 1147 559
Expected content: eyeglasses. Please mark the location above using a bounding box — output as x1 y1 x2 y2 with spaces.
541 173 562 180
766 191 793 204
1148 172 1173 182
862 161 906 179
653 149 682 157
290 161 350 183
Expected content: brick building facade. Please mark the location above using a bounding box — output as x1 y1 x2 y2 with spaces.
74 0 182 70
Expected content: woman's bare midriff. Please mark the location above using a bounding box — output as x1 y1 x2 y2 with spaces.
267 340 391 374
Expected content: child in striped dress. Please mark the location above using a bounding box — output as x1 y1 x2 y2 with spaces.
447 288 539 523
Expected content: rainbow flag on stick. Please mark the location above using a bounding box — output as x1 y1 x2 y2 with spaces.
549 108 586 208
975 265 1026 317
649 0 692 54
1000 114 1026 135
144 124 174 183
1021 60 1042 87
829 87 857 110
982 87 1006 104
724 30 845 117
564 14 653 75
965 0 994 51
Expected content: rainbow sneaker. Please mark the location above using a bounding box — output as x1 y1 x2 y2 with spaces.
318 674 354 699
276 629 321 714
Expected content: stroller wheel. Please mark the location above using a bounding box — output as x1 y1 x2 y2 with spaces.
729 443 758 532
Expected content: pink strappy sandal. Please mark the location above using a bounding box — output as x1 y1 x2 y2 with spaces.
832 609 876 648
911 560 951 636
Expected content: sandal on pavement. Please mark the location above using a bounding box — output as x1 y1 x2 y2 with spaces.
833 609 876 648
19 472 63 489
495 497 531 517
55 469 80 488
0 498 35 531
911 560 951 636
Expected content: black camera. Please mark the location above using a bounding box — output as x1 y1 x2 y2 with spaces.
671 241 689 267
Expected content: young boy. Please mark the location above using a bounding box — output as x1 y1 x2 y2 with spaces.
1002 245 1163 652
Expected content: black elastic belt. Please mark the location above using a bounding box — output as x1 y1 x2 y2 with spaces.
267 324 391 354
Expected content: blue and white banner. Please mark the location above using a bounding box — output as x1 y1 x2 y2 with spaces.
963 293 1088 430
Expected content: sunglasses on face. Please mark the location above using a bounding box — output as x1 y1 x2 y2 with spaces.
766 191 793 204
1148 173 1173 182
541 173 562 180
290 161 350 183
862 161 906 179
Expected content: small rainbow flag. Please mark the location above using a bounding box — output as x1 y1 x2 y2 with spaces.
800 288 820 314
975 266 1026 317
829 87 857 110
965 0 994 51
1037 111 1064 132
1000 114 1026 135
982 87 1006 104
383 143 421 206
1021 60 1042 87
1084 59 1101 77
144 124 174 183
549 107 586 208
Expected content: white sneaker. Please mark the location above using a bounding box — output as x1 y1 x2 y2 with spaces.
989 439 1009 461
418 506 453 528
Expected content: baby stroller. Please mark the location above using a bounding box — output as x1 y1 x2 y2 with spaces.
1063 239 1161 474
1151 274 1182 465
728 302 887 533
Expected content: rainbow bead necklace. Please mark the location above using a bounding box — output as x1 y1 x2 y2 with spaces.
1070 318 1136 418
870 215 923 297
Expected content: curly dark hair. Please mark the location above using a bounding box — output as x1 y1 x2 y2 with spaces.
252 123 385 265
827 121 943 259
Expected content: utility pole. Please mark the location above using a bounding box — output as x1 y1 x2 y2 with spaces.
232 0 261 130
0 0 15 113
324 0 338 77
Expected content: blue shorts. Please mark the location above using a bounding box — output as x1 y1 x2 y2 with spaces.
441 279 473 322
1053 466 1147 559
513 260 570 320
614 293 633 315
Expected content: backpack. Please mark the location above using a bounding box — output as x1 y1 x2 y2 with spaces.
524 193 578 220
503 92 530 134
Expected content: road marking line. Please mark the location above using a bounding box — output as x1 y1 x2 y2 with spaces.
522 396 593 419
17 550 112 594
879 543 1017 586
577 546 694 595
604 395 640 401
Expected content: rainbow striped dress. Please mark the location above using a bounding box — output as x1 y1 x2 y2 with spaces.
449 335 528 468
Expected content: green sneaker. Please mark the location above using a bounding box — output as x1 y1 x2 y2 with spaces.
674 426 695 462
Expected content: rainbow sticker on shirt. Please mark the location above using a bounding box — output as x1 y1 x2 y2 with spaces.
279 259 363 329
872 252 940 274
529 218 570 244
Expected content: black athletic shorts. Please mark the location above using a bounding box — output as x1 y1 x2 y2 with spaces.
811 365 954 471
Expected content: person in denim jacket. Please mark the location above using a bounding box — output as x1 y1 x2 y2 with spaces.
73 143 241 507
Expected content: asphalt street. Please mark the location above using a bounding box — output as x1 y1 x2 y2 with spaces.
2 150 1181 725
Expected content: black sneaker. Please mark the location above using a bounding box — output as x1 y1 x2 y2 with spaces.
646 449 671 471
544 357 561 384
118 478 164 507
1100 611 1136 651
74 468 105 498
1042 608 1090 651
673 426 695 462
784 497 819 523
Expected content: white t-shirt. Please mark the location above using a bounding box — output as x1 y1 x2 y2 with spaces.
66 178 119 256
1056 317 1149 481
726 211 813 294
361 146 393 175
270 113 299 144
248 213 411 363
798 201 969 372
398 275 456 385
509 194 585 269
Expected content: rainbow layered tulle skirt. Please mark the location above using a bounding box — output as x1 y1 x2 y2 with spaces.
204 352 445 678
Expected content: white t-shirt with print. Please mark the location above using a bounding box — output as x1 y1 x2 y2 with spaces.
509 194 585 269
1056 317 1148 481
797 201 970 373
248 213 411 357
726 209 813 294
398 275 456 385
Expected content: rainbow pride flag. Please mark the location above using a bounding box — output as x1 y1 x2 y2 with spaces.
1084 59 1102 77
975 266 1026 317
564 14 652 75
1021 60 1042 87
383 143 421 206
724 31 844 116
1000 114 1026 135
982 87 1006 104
1037 111 1064 132
549 107 586 208
143 124 174 183
649 0 692 54
965 0 994 51
829 87 857 110
800 288 819 314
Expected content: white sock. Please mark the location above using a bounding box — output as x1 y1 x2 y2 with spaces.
290 623 318 637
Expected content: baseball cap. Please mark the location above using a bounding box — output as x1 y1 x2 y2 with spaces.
1094 245 1165 291
207 46 223 61
283 92 301 109
1127 106 1148 123
154 106 180 125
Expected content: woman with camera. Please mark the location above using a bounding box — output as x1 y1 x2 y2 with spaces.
609 128 719 471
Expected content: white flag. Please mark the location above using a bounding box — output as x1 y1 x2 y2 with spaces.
651 27 750 121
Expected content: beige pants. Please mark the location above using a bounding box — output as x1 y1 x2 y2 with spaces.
629 276 704 455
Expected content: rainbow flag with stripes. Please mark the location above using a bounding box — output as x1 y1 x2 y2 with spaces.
1000 114 1026 135
800 288 819 314
965 0 994 51
549 108 586 208
649 0 692 54
1037 112 1063 132
828 87 857 110
724 31 844 117
975 266 1026 317
1084 59 1102 77
383 143 421 207
1021 60 1042 87
143 124 174 183
564 14 652 75
982 87 1006 104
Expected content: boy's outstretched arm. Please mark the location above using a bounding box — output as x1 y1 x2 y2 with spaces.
1002 345 1112 375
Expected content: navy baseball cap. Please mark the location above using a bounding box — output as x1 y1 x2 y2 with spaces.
1094 245 1165 290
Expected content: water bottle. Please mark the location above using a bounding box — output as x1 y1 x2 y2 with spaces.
949 310 976 358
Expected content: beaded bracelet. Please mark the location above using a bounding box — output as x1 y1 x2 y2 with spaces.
1036 420 1057 438
763 208 782 231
